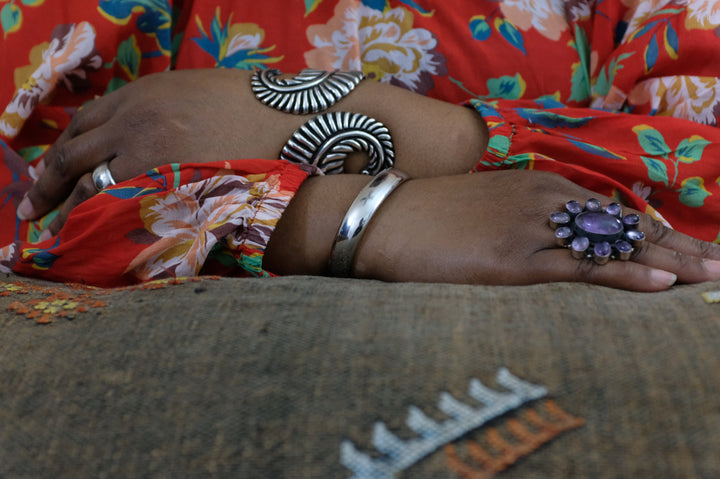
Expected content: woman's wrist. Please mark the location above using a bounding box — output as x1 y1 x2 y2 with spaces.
263 174 371 275
264 172 479 282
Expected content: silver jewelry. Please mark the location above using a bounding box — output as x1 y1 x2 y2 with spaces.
92 161 116 192
281 112 395 175
251 69 364 115
328 169 409 277
550 199 645 264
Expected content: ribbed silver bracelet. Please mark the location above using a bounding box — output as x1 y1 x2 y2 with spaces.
328 169 409 277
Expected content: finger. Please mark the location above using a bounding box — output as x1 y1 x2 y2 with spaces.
39 158 128 238
66 97 116 138
52 95 117 147
527 249 679 292
630 240 720 284
18 125 120 220
39 172 97 239
638 215 720 261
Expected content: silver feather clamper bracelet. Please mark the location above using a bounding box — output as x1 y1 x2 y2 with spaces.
328 168 409 277
250 68 395 175
251 68 365 115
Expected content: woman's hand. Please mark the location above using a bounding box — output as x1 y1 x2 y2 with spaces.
18 69 299 237
265 170 720 291
17 69 486 238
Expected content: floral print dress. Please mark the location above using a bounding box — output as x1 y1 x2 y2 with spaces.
1 0 720 286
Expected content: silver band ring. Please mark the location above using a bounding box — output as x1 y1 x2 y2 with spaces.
92 161 116 192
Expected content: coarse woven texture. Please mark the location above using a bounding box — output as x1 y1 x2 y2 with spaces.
1 274 720 478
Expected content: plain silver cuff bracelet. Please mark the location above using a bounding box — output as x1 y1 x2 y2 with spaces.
251 68 365 115
280 111 395 175
328 168 409 277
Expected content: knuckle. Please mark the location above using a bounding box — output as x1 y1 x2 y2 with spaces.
30 183 55 207
47 143 71 177
631 241 651 260
693 237 718 259
66 110 87 138
75 176 98 203
572 257 598 281
47 216 65 236
646 217 670 241
669 249 693 269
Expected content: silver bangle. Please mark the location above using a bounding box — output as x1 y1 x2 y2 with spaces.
328 169 409 277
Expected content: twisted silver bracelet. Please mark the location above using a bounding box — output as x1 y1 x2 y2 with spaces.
328 169 409 277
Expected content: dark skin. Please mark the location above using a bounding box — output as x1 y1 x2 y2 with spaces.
16 69 720 291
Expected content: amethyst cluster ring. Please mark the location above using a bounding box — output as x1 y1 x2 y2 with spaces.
550 199 646 264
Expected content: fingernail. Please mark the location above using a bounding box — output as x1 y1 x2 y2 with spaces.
17 195 35 220
650 269 677 287
702 259 720 279
38 229 52 242
30 161 46 181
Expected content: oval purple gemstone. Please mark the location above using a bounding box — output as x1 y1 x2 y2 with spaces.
575 212 623 236
555 226 572 239
586 198 602 212
626 230 646 242
606 203 622 217
622 214 640 228
615 240 633 254
565 200 583 215
594 241 612 257
550 211 571 225
571 236 590 252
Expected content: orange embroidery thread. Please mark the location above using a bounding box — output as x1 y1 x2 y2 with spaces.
445 399 584 479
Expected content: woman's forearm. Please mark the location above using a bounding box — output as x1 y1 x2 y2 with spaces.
320 77 489 177
20 68 488 233
264 170 720 291
240 70 489 178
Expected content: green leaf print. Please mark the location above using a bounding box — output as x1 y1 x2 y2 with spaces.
470 15 491 41
1 3 22 36
633 125 671 157
304 0 324 16
17 146 46 163
675 135 710 164
105 77 129 94
117 35 141 80
592 52 635 97
569 24 591 102
641 157 669 186
495 18 526 55
486 74 526 100
677 177 711 208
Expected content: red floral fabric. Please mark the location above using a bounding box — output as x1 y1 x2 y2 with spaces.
2 0 720 285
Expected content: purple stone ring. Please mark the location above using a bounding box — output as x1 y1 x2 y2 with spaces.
549 199 645 264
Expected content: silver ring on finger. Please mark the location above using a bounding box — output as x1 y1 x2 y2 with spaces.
92 161 116 192
549 198 646 265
